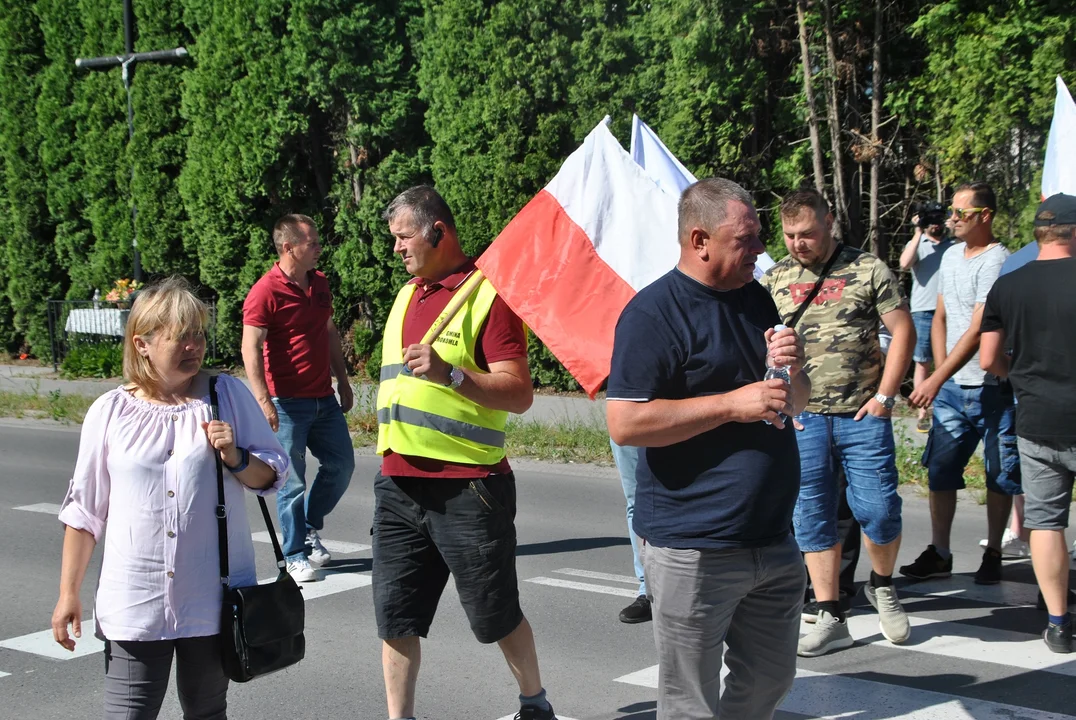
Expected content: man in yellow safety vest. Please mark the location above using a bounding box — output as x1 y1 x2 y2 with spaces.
373 185 557 720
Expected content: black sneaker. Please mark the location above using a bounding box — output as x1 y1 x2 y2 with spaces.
1036 590 1076 611
619 595 652 624
515 703 558 720
899 545 953 580
1044 622 1073 653
974 548 1003 585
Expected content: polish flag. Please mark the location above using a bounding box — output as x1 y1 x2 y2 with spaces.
1042 76 1076 199
476 120 680 397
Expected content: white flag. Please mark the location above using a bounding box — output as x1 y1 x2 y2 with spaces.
1042 76 1076 198
629 115 775 277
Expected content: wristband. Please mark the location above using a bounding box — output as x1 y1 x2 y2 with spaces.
224 447 250 474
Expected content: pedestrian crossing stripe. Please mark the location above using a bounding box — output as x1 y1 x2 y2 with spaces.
525 576 638 599
250 531 370 555
12 502 62 514
0 626 104 660
0 671 10 678
825 612 1076 676
0 570 372 662
615 665 1076 719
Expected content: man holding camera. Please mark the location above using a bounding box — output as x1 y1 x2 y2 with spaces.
899 202 953 433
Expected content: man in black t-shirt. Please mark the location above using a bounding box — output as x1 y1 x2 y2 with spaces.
606 178 811 719
980 193 1076 654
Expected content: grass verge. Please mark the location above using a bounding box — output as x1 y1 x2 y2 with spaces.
0 388 94 424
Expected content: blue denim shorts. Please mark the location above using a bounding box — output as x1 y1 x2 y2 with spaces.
911 311 934 364
793 411 903 552
922 380 1021 495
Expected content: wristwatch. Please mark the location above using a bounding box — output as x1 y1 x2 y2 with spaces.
444 365 465 390
874 393 896 410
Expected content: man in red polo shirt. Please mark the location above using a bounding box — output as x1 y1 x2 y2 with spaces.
373 186 557 720
241 214 355 583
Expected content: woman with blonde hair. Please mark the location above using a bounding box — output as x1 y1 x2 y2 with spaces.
51 277 290 719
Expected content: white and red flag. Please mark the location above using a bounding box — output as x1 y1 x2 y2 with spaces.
476 119 680 398
1042 75 1076 198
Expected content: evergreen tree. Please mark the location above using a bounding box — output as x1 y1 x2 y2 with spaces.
0 0 60 353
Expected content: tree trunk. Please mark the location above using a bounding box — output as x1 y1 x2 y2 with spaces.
821 0 849 240
868 0 884 259
796 0 826 194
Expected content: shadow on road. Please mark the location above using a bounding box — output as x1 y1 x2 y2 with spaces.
517 536 631 556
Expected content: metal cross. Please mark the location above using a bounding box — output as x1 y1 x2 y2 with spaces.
75 0 188 282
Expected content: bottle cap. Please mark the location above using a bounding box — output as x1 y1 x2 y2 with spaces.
774 324 787 332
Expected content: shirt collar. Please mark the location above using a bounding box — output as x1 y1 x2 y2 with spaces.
409 259 477 291
271 262 316 287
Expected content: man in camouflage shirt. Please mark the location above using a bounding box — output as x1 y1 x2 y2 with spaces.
761 189 915 657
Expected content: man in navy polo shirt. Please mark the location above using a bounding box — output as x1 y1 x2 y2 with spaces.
607 178 810 719
242 214 355 583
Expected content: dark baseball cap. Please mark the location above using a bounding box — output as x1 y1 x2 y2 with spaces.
1034 193 1076 226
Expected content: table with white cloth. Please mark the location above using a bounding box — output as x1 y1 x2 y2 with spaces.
64 308 129 337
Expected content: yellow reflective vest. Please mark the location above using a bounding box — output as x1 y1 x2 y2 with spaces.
376 278 508 465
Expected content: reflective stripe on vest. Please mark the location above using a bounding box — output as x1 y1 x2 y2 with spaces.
376 404 507 448
375 278 508 465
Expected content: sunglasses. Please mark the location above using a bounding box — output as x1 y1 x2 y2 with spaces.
948 206 989 221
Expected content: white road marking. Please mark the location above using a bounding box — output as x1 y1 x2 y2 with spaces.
0 671 9 678
900 575 1057 608
12 503 62 515
524 577 638 598
260 569 372 601
808 613 1076 676
250 531 370 554
0 625 104 660
552 568 640 585
615 664 1076 719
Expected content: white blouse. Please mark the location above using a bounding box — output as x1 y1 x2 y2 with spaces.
58 373 290 642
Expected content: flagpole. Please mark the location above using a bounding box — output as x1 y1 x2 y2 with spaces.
420 270 486 345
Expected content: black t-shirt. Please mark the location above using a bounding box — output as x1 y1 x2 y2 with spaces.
981 258 1076 444
607 269 800 549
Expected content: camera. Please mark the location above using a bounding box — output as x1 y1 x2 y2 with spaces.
915 201 946 229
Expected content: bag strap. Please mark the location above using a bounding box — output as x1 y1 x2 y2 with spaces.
785 243 843 329
209 375 288 588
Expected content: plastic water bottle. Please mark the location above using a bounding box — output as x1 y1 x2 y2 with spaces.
764 324 790 425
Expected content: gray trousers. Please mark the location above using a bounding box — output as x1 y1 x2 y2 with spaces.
643 535 805 720
103 635 228 720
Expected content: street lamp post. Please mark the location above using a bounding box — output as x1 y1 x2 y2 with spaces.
74 0 187 283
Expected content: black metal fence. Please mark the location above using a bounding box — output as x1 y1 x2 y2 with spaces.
47 299 218 373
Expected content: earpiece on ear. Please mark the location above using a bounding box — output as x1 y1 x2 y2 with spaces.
431 227 444 248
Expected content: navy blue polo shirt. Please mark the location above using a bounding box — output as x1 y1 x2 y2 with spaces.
607 269 800 549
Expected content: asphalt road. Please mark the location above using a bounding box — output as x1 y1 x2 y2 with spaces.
1 418 1073 720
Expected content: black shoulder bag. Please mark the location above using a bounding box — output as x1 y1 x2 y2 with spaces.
785 243 843 329
210 375 305 683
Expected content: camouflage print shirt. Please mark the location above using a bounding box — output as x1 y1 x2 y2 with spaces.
760 245 905 414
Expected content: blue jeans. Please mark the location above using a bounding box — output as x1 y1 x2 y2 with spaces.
273 395 356 561
610 439 646 596
923 380 1021 495
911 311 935 364
793 411 902 552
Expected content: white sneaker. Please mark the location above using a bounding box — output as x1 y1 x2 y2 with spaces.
978 528 1030 558
286 557 321 583
797 609 854 657
305 529 331 568
865 584 911 644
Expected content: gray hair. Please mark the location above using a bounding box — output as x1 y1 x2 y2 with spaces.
677 178 754 244
383 185 456 239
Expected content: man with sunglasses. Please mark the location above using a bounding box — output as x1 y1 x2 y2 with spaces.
902 182 1021 585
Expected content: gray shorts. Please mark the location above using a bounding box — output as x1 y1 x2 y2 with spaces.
1018 436 1076 530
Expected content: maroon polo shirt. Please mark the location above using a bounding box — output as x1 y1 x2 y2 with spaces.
243 263 334 398
382 260 527 479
